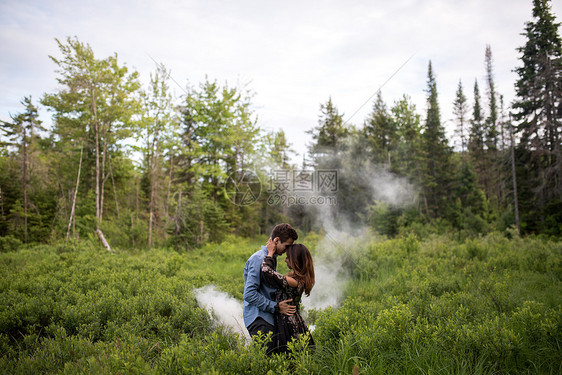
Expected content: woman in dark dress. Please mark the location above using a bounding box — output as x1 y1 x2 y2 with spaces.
261 242 315 354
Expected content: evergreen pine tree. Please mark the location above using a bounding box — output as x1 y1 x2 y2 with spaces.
391 94 422 179
513 0 562 232
453 80 469 155
420 61 453 218
307 97 349 160
485 45 499 153
484 45 503 206
0 97 44 242
469 80 488 195
364 91 395 166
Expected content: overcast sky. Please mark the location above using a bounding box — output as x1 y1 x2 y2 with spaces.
1 0 561 161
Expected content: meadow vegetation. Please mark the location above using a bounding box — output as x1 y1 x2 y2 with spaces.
1 232 560 374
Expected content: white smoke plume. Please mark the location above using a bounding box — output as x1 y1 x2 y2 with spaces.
192 167 416 331
301 166 416 311
368 168 417 207
193 285 250 342
301 220 370 311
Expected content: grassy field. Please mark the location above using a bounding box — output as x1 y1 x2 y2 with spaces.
0 232 561 374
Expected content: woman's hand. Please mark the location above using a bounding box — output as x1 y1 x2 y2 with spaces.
266 238 276 257
278 299 296 316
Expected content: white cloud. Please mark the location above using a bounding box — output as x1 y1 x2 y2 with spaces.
1 0 560 155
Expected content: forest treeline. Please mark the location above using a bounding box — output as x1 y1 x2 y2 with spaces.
1 0 561 249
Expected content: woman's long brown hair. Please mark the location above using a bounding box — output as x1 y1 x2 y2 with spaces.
286 244 315 296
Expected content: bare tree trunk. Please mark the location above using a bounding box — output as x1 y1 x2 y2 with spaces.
148 180 156 247
148 211 153 247
100 129 108 223
387 150 391 169
135 176 140 215
174 190 182 250
92 90 100 230
96 229 111 251
176 190 182 235
67 145 83 239
199 220 204 245
232 148 239 216
22 127 28 243
148 131 159 247
165 150 174 218
510 125 520 234
130 212 135 247
109 158 120 220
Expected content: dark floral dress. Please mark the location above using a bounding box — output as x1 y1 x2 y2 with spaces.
261 256 315 353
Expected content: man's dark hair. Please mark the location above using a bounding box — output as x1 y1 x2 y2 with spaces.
271 223 298 243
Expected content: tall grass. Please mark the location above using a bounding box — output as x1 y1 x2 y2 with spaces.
0 232 560 373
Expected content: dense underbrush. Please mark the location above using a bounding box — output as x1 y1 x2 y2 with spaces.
313 233 561 374
1 233 560 374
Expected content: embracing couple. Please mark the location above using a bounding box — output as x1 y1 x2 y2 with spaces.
243 223 315 354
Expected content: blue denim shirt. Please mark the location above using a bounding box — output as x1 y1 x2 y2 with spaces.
243 246 278 327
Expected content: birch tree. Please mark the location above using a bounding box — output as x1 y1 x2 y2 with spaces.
42 37 140 237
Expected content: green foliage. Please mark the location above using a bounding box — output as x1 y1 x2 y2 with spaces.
0 235 22 252
364 91 396 165
169 185 230 250
5 17 562 246
314 233 562 374
512 0 562 233
1 234 560 373
308 97 349 157
1 242 208 373
368 201 402 237
421 61 454 219
389 94 422 180
453 79 470 153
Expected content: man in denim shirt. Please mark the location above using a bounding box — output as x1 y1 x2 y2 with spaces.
243 223 298 352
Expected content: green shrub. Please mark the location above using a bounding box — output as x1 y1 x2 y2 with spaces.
1 233 561 374
0 235 22 252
